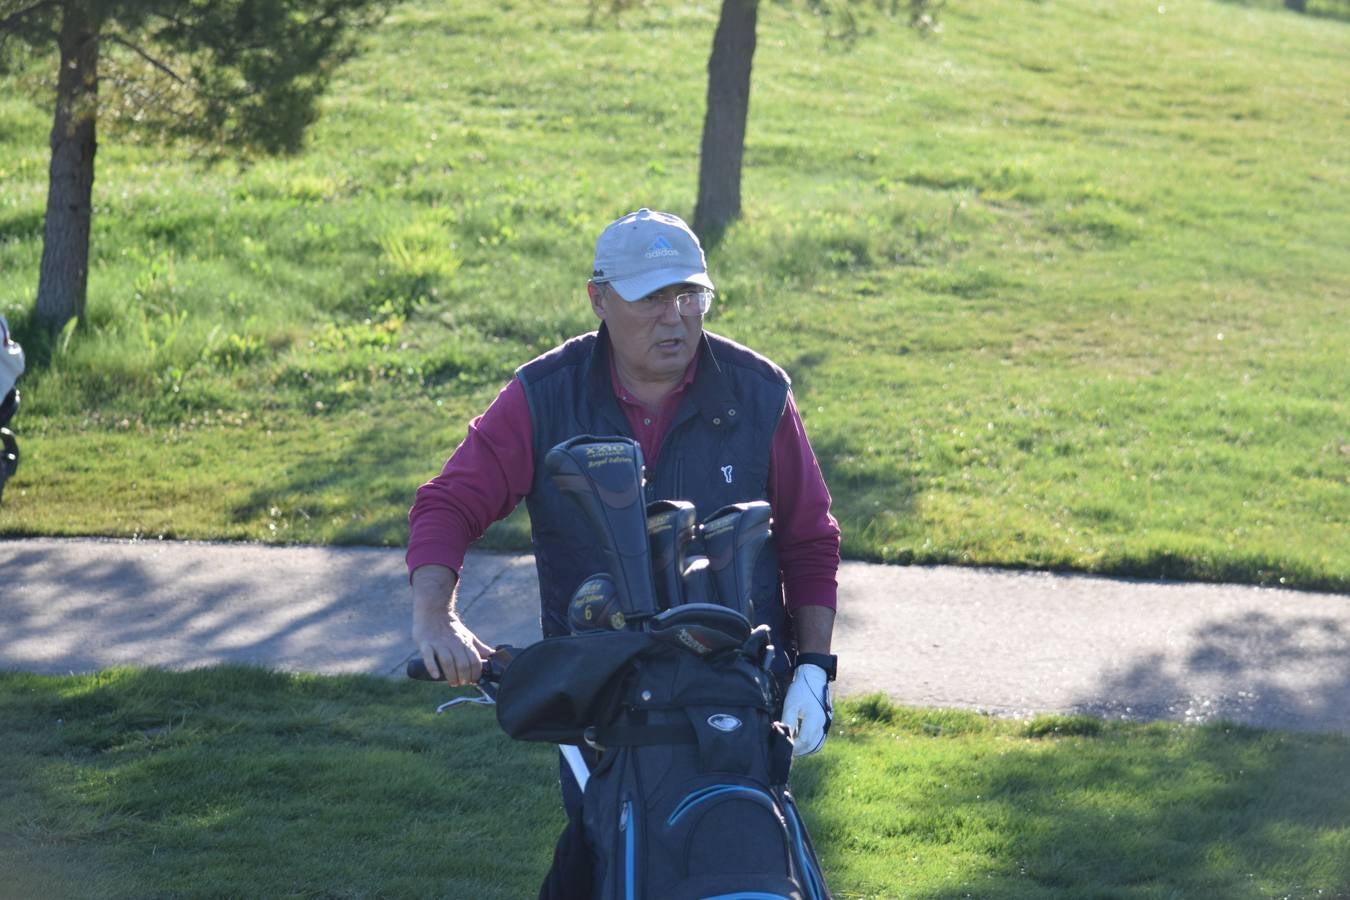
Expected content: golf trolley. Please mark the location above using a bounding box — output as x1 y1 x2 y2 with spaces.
410 435 831 900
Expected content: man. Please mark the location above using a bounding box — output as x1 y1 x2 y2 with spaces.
407 208 840 761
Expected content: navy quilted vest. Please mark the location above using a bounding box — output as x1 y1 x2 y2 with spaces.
517 325 792 658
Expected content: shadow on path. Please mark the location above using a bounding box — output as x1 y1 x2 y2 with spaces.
1075 608 1350 733
0 540 540 677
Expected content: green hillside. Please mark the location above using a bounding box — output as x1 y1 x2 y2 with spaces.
1 0 1346 589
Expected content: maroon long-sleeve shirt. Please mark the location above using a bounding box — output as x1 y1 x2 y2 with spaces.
407 351 840 611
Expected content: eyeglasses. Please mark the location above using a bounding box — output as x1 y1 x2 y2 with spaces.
625 287 714 319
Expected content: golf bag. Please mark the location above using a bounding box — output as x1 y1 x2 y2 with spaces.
0 314 24 504
494 435 831 900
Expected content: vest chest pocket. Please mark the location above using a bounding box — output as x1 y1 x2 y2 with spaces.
659 433 769 513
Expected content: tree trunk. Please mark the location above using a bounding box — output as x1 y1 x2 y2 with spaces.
693 0 758 243
35 1 99 338
1284 0 1306 10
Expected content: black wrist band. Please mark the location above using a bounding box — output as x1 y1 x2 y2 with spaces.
796 652 837 682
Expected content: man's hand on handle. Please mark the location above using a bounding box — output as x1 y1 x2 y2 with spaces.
781 662 833 757
784 604 837 757
411 564 493 686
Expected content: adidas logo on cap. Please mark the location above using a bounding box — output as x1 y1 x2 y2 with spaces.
644 236 680 259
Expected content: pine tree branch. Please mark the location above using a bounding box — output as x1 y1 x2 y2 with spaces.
0 0 57 34
106 33 186 84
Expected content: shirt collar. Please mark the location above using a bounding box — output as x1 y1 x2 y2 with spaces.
607 345 700 407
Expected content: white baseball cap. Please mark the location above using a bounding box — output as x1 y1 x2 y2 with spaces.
591 208 714 301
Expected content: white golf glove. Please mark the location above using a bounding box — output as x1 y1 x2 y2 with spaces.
781 663 833 757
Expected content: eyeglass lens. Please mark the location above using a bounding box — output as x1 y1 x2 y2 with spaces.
633 290 712 317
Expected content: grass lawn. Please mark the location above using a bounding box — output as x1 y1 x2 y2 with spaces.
1 0 1347 592
2 5 1346 894
1 668 1346 898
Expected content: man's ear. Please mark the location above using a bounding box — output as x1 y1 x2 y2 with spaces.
587 282 606 319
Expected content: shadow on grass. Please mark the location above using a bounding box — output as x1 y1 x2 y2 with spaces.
1213 0 1350 24
225 411 430 547
914 603 1350 894
928 728 1344 897
784 350 827 400
809 430 920 562
798 712 1349 896
1095 548 1346 594
794 586 1350 894
0 207 43 245
779 351 924 563
1 667 560 898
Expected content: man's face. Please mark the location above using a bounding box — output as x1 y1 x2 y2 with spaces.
590 282 704 385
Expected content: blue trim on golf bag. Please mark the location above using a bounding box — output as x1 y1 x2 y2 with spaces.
623 797 637 900
497 597 832 899
577 642 832 900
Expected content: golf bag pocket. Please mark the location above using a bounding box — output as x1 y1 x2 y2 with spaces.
687 704 760 775
495 630 656 743
659 778 805 900
586 760 816 900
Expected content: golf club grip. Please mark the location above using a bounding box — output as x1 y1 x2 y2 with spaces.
406 649 517 684
406 657 440 681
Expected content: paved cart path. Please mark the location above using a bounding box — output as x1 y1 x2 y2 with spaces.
2 537 1346 733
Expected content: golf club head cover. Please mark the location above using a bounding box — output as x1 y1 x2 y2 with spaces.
646 499 698 610
544 435 658 620
700 501 774 620
568 573 626 633
647 603 752 658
